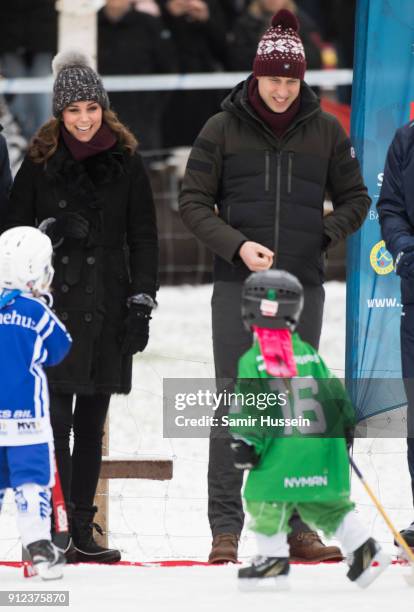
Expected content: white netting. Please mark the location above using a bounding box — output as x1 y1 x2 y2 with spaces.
0 282 411 561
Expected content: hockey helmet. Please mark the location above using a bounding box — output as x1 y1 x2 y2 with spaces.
0 226 54 293
241 269 304 332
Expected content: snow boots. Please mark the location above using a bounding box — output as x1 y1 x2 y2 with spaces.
288 531 343 562
27 539 65 580
208 533 239 563
238 556 290 591
209 530 342 564
346 537 391 588
71 504 121 563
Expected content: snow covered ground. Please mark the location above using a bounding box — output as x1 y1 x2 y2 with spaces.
1 281 412 609
2 562 412 612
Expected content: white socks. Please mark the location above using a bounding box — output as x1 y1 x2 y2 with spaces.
13 483 52 547
334 511 370 555
256 532 290 557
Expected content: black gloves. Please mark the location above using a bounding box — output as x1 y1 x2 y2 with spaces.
47 213 90 243
395 247 414 280
121 304 152 355
230 440 260 470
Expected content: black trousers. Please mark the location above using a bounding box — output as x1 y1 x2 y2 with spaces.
49 392 111 508
400 305 414 505
209 281 325 535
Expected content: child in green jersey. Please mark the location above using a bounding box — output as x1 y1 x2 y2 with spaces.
230 270 391 590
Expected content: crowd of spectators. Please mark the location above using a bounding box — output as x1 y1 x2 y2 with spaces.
0 0 356 151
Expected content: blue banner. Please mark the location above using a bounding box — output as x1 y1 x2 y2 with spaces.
346 0 414 420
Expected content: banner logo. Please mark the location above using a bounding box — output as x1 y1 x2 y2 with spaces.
370 240 394 275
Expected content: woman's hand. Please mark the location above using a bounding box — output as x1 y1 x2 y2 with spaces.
121 304 152 355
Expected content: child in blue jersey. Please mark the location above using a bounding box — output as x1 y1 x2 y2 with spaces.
0 226 71 580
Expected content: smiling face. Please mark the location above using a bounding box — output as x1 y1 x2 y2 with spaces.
257 76 301 113
62 100 103 142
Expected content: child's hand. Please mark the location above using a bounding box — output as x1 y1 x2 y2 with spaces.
230 440 259 470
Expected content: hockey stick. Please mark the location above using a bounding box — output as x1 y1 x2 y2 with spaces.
51 458 70 550
349 455 414 585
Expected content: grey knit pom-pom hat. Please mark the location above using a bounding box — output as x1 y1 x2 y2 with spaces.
52 49 110 117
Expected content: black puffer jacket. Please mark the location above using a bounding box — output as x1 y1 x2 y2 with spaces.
5 140 158 395
179 76 370 286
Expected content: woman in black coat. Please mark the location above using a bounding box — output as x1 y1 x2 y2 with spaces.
4 50 158 563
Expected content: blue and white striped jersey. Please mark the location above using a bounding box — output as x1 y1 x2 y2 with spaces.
0 291 72 446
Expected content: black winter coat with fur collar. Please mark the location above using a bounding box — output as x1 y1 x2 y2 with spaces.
6 139 158 395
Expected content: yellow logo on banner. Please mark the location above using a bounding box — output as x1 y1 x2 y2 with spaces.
370 240 394 275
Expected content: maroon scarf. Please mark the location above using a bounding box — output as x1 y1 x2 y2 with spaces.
61 122 117 162
248 77 300 139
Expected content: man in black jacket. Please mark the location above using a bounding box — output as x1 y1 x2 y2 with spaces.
179 9 370 563
159 0 227 147
377 122 414 548
98 0 177 152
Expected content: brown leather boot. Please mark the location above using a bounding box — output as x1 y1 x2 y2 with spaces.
208 533 239 564
288 531 343 562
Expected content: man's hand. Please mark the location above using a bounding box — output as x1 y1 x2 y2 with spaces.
186 0 209 21
239 241 274 271
166 0 188 17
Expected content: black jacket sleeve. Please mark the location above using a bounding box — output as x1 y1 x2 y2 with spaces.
4 155 37 230
0 134 12 231
324 120 371 248
377 126 414 258
179 113 248 263
127 153 159 298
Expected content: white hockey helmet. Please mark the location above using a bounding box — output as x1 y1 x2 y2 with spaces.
0 226 54 293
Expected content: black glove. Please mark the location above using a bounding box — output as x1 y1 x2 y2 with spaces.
47 212 90 242
230 440 259 470
395 247 414 280
121 304 152 355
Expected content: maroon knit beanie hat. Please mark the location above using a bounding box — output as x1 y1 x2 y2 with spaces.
253 9 306 80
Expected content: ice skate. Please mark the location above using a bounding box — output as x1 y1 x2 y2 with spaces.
396 520 414 554
346 538 391 588
238 556 290 591
27 539 65 580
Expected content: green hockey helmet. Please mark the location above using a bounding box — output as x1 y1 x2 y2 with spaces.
241 269 304 332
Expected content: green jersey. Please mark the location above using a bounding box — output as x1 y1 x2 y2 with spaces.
229 333 355 503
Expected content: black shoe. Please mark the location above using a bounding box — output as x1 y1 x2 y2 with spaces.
396 521 414 548
27 539 65 580
238 556 290 591
346 538 391 588
72 504 121 563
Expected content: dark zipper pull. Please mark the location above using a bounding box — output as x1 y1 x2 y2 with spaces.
265 150 270 192
287 152 294 194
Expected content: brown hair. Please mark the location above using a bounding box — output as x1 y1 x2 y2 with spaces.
28 108 138 164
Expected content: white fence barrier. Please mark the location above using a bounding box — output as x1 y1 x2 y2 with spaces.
0 69 353 94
